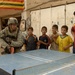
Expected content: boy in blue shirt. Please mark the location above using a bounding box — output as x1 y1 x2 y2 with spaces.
24 27 38 51
38 26 50 49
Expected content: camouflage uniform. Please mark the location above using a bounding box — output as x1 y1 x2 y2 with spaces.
0 17 24 53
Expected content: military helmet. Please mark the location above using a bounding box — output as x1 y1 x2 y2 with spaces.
8 17 18 25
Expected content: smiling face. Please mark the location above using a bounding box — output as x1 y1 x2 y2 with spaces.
52 25 58 34
28 29 33 35
52 27 57 34
41 27 47 35
27 27 33 36
61 27 67 35
61 25 68 35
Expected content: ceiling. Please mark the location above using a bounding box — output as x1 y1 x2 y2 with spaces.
26 0 75 11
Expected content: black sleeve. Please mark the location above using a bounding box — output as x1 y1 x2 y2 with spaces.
36 37 38 42
39 36 41 40
34 35 38 43
24 39 27 45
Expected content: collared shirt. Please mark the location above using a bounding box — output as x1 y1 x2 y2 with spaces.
56 34 73 53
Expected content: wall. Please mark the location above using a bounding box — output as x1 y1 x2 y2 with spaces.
22 0 75 29
31 3 75 38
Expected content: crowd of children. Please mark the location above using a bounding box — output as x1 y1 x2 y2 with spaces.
23 25 74 54
22 11 75 54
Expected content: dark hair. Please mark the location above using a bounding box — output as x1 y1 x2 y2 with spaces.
61 25 68 31
52 24 58 30
28 27 33 31
41 26 47 31
73 11 75 16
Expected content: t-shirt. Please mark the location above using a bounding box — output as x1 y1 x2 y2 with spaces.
39 35 50 49
56 34 73 53
50 33 59 50
25 35 38 51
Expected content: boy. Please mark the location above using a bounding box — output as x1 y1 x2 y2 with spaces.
50 25 59 51
24 27 38 51
38 26 50 49
56 25 73 53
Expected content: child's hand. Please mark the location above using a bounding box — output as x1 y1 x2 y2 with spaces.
39 40 42 43
63 44 72 50
39 40 48 46
63 46 68 50
37 41 40 46
33 35 37 41
25 36 29 40
33 35 36 39
38 40 45 45
10 47 14 54
53 35 58 39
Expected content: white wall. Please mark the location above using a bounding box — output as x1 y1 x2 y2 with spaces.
51 6 65 33
31 10 41 38
41 8 52 35
31 8 52 38
31 3 75 38
66 3 75 38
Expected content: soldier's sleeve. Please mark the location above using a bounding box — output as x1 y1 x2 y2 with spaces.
0 27 8 38
10 31 24 47
0 27 7 38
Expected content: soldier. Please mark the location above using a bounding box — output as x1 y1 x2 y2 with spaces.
0 17 24 54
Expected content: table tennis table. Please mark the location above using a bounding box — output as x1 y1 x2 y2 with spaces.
0 49 75 75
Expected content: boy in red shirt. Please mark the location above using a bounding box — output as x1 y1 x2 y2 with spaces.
71 11 75 53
